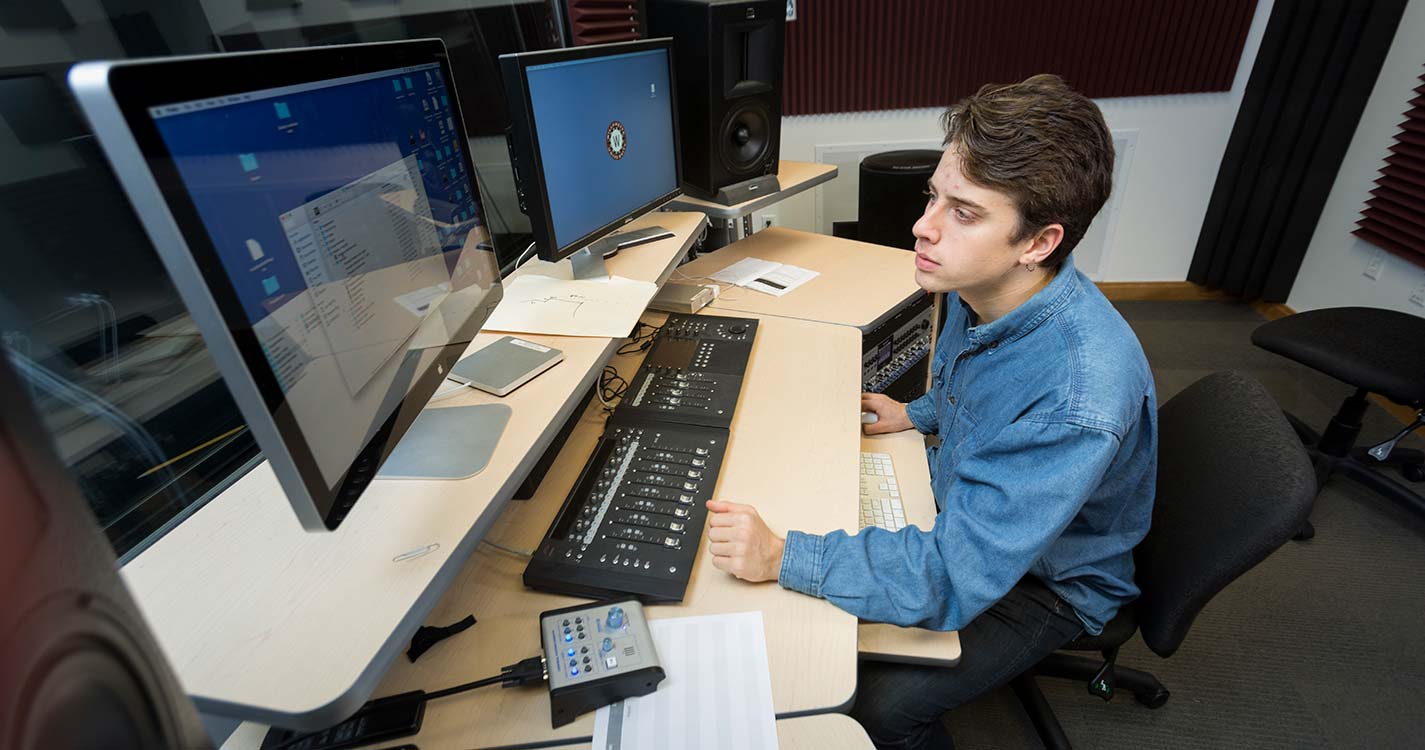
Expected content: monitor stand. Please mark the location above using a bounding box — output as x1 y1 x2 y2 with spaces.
569 225 675 279
377 404 512 480
568 246 609 280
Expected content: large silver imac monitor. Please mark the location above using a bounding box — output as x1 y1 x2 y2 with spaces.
68 40 508 531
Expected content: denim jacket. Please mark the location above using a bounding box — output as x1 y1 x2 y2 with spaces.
779 264 1156 635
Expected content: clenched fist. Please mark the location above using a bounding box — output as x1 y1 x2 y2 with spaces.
705 500 784 582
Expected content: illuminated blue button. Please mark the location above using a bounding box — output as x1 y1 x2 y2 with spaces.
570 667 579 677
602 637 614 653
564 632 573 642
566 648 575 657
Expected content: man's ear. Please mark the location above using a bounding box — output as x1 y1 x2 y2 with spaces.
1019 223 1064 266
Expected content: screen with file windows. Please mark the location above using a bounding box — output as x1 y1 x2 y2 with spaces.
145 60 501 491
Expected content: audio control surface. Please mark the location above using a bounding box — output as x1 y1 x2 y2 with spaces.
524 313 759 602
617 314 757 429
524 422 727 601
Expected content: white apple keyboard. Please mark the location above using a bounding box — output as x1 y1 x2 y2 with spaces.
859 452 906 531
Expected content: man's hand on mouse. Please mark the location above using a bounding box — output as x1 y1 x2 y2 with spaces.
705 500 784 582
860 393 912 434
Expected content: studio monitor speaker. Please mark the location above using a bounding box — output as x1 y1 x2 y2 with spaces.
0 353 210 750
648 0 784 201
859 149 942 251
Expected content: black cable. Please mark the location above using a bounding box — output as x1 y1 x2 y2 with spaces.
598 365 629 408
428 654 547 700
266 655 545 750
423 673 508 701
616 321 661 355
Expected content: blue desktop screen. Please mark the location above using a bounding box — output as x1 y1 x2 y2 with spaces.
150 63 481 326
525 49 678 251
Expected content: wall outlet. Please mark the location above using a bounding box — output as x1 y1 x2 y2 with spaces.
759 213 779 230
1410 275 1425 308
1363 248 1385 280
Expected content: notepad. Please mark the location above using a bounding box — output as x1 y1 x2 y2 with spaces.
447 336 562 396
709 257 818 297
593 611 779 750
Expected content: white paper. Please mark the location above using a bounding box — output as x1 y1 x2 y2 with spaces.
709 257 781 286
482 274 658 337
709 257 818 297
592 611 779 750
745 264 818 297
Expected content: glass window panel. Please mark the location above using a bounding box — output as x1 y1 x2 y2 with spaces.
0 0 562 561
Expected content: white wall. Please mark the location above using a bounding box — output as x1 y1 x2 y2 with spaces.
766 0 1275 283
1286 0 1425 315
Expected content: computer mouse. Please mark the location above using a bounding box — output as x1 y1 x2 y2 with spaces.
861 411 879 425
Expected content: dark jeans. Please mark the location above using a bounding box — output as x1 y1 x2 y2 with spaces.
850 576 1083 750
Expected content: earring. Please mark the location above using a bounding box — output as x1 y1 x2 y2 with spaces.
1025 262 1036 272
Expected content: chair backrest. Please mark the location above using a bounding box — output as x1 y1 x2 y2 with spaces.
1133 370 1316 658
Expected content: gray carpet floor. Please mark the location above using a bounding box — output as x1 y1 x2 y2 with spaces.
945 300 1425 749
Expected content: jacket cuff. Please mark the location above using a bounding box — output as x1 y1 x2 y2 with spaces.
906 395 936 434
778 530 824 597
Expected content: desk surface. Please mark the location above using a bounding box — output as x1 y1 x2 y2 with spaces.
663 161 838 219
313 310 864 749
121 212 707 730
856 430 961 666
679 226 924 331
222 711 873 750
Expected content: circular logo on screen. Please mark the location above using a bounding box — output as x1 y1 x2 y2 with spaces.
606 121 627 160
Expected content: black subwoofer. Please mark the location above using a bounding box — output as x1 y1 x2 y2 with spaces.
649 0 784 200
859 149 942 250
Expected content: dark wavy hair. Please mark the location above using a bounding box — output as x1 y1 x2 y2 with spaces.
941 74 1113 268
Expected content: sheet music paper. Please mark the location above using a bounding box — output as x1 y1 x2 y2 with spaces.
593 611 779 750
481 274 658 338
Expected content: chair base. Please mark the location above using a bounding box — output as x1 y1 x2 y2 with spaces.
1011 653 1170 750
1286 393 1425 538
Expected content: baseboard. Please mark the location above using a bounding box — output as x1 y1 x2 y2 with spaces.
1096 282 1416 426
1095 281 1237 301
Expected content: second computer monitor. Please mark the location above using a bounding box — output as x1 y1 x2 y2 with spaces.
501 39 682 263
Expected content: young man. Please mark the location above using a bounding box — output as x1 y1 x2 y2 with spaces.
704 74 1157 749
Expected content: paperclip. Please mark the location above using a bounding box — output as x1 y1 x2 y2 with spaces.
392 543 440 562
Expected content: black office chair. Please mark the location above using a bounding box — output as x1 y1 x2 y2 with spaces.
1010 371 1317 749
1251 307 1425 539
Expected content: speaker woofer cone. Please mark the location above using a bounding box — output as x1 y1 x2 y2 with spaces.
5 594 191 750
719 100 771 176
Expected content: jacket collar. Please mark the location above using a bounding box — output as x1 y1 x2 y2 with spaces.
959 259 1081 351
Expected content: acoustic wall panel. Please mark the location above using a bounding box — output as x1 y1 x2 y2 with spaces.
782 0 1260 116
1355 74 1425 267
564 0 645 45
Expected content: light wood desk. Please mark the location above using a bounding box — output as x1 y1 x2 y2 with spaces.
663 160 838 220
857 430 962 667
122 212 707 731
566 713 874 750
677 226 925 331
223 711 873 750
224 310 863 748
687 229 958 665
